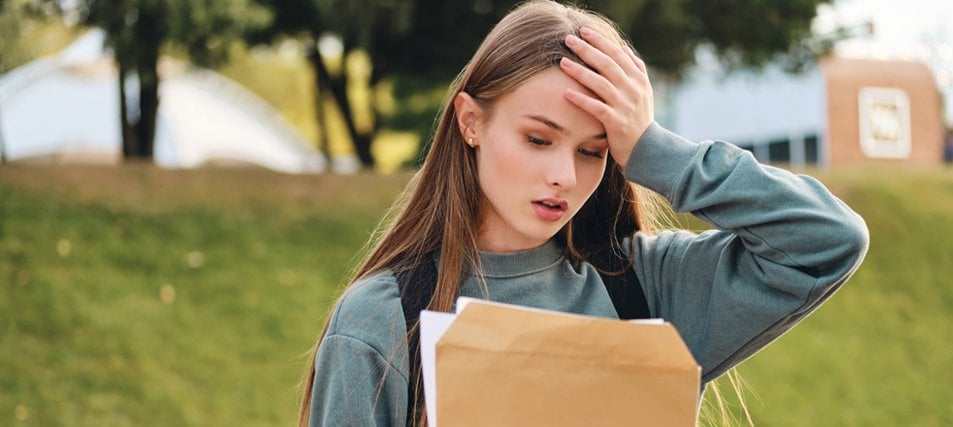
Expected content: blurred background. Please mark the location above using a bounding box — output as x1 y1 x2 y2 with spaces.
1 0 951 425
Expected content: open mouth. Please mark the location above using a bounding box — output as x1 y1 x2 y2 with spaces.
532 198 568 221
534 200 567 210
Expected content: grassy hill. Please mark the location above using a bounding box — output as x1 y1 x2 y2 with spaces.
1 164 951 426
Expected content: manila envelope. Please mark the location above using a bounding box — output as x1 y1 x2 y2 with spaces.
434 299 701 426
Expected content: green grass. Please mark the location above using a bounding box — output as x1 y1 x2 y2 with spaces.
0 164 409 426
1 164 951 426
714 167 953 426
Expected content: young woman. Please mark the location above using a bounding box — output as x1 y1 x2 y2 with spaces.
299 1 869 425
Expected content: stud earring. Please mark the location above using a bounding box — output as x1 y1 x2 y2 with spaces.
467 137 475 148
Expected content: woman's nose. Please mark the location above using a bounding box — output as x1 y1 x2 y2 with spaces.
547 152 577 190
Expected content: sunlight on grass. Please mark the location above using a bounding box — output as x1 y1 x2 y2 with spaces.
373 131 421 173
218 41 422 170
216 41 325 149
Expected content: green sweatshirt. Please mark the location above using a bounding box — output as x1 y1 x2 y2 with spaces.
307 123 869 426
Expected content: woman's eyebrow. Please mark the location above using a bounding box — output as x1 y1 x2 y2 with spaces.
525 114 566 133
524 114 607 140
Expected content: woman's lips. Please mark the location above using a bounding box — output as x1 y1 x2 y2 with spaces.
532 198 568 221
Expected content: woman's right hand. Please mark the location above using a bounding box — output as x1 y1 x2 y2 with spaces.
559 27 655 169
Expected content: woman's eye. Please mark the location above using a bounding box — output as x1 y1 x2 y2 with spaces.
578 148 604 159
527 136 550 146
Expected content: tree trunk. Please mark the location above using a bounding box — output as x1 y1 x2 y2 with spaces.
128 7 162 160
134 61 159 159
118 60 139 158
367 65 384 145
309 45 331 160
308 46 375 169
0 97 6 163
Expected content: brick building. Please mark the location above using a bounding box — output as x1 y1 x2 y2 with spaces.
666 55 945 168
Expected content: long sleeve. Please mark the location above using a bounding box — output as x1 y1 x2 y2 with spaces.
308 276 409 426
624 123 869 383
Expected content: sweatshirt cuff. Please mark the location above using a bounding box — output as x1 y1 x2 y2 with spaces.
623 122 702 201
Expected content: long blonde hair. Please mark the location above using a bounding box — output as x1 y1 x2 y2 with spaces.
298 1 663 425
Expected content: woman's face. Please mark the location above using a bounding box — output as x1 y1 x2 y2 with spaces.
466 67 609 253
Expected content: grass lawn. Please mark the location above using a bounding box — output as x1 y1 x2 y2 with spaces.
1 163 951 426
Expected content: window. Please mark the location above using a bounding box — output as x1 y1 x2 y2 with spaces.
768 139 791 163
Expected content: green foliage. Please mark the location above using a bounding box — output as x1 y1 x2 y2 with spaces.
169 0 273 67
550 0 834 76
315 0 414 52
0 0 78 72
40 0 273 68
1 164 951 426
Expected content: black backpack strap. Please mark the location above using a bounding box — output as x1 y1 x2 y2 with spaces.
394 248 649 425
594 249 651 320
395 257 437 426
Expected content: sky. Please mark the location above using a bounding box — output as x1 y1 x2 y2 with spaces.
815 0 953 124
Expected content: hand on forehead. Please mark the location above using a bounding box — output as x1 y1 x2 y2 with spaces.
558 27 654 168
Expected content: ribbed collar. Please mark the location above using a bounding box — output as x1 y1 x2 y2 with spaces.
476 239 565 278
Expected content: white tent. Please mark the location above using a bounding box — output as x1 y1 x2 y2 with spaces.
0 29 327 174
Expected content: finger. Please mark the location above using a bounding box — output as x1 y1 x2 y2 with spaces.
564 88 616 128
618 44 651 93
565 34 629 84
559 57 622 106
578 27 641 78
625 44 647 74
564 88 636 165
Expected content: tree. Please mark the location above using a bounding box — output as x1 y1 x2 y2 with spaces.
1 0 79 73
249 0 516 169
248 0 419 169
23 0 271 160
592 0 832 76
255 0 832 169
0 0 28 73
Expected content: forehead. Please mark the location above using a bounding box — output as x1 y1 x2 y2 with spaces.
489 68 603 135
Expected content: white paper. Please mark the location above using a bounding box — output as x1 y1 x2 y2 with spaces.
628 318 665 325
419 310 456 427
454 296 482 313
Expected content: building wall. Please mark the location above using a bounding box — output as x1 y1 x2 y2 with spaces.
822 57 943 168
669 59 826 149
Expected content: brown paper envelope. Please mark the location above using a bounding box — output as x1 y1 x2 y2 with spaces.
436 301 700 426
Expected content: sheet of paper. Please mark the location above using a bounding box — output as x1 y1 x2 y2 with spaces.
418 310 456 427
629 318 665 325
455 296 479 312
418 298 485 426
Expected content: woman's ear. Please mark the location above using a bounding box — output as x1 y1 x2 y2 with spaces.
454 92 483 145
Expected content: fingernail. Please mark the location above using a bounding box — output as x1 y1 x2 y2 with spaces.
580 27 593 37
565 34 578 46
560 57 573 67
